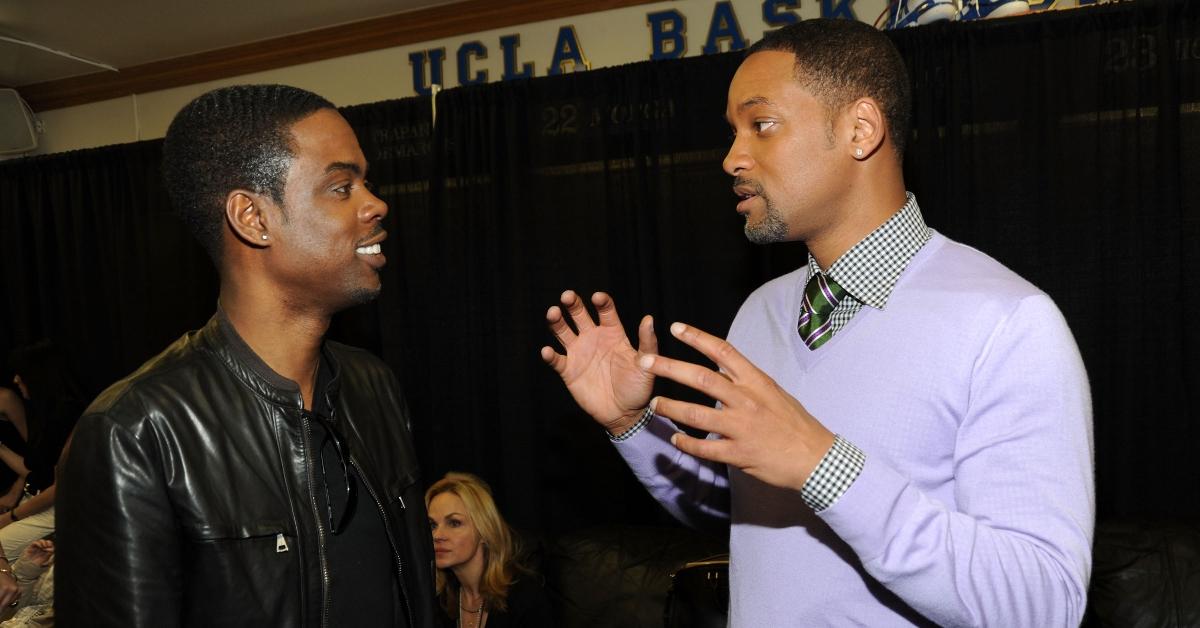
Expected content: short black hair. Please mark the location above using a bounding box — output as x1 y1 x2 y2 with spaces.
161 84 335 265
748 19 911 156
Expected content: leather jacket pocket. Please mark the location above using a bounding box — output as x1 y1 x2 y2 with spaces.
384 471 419 514
180 520 301 627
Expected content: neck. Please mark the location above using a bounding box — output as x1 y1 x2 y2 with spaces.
219 287 330 409
806 166 907 270
453 554 487 602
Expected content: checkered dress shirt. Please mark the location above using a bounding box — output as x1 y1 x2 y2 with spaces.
614 194 932 512
800 193 932 511
808 192 931 335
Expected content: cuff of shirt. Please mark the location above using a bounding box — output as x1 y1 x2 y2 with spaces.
607 406 654 442
800 434 866 512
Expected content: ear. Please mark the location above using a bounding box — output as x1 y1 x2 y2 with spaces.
225 190 271 247
849 98 886 161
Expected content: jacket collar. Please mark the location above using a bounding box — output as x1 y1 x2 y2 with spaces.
198 306 342 410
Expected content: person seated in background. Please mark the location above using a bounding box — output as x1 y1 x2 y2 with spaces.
0 539 54 628
0 341 83 558
426 472 552 628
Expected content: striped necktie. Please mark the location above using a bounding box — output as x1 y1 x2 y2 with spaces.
797 273 847 350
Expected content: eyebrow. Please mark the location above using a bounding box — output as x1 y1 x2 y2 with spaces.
737 96 774 113
324 161 365 176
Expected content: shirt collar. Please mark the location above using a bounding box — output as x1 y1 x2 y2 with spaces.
806 192 931 310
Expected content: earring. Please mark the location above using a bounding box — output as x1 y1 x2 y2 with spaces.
261 234 268 241
855 148 864 157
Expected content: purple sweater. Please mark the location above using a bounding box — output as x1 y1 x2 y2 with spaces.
616 233 1094 626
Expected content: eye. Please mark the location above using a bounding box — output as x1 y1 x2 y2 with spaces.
753 120 776 134
428 520 437 530
332 183 352 197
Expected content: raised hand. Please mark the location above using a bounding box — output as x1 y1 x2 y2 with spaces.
541 291 658 435
638 322 835 491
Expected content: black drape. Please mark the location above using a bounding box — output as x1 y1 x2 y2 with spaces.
2 0 1197 532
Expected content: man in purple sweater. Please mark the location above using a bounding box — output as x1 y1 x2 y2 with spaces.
541 19 1094 627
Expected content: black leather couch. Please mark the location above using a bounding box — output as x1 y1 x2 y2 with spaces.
530 521 1200 628
1083 520 1200 628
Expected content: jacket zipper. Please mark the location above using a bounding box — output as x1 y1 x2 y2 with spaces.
298 407 333 628
343 401 417 628
348 452 414 628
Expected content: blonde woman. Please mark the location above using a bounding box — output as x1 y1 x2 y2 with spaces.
425 473 552 628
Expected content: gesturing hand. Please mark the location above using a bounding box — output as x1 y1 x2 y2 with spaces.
541 291 658 435
639 322 836 491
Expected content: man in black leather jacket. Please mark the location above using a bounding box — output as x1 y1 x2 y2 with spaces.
57 85 437 627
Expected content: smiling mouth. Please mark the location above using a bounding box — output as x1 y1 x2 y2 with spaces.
355 243 382 255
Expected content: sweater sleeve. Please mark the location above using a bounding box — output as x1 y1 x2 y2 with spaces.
612 415 732 532
819 294 1095 627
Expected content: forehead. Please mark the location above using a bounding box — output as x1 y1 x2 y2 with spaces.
284 108 365 173
726 50 813 116
429 491 468 517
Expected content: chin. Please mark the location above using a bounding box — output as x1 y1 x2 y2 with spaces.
347 285 382 307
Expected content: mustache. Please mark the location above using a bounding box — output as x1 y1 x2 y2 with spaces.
356 225 386 247
733 177 764 196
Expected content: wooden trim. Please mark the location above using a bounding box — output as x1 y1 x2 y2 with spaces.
19 0 662 112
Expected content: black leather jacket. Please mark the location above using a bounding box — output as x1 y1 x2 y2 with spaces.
57 312 437 628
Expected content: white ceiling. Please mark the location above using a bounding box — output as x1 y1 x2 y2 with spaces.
0 0 464 87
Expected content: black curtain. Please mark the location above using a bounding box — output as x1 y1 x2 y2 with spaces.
2 0 1197 533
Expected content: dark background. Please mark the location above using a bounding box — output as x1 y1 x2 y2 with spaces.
2 0 1197 534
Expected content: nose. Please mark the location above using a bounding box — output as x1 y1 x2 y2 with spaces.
360 185 388 223
723 135 752 177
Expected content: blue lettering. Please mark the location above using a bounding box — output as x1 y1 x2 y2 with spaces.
762 0 800 27
500 34 535 81
457 42 488 86
548 26 588 75
647 10 686 61
821 0 857 20
408 49 446 96
702 2 747 55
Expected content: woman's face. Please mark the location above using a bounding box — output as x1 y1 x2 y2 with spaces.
428 491 485 571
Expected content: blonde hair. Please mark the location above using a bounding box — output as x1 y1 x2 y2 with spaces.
425 472 522 619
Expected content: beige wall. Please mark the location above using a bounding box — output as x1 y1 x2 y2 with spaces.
28 0 1081 156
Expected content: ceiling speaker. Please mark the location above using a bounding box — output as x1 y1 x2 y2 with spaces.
0 89 39 155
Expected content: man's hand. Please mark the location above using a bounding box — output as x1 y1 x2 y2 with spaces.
638 322 836 491
541 291 658 435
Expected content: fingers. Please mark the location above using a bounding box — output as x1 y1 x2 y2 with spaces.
637 315 658 356
592 292 624 328
667 322 750 381
669 431 733 466
638 352 737 404
561 290 597 331
545 304 577 349
540 346 567 374
652 396 729 436
0 577 16 609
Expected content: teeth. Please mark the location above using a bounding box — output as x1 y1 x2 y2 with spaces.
356 243 381 255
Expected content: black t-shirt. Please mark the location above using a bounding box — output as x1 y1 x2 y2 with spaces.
310 360 405 627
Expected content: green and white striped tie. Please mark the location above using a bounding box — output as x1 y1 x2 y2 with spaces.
797 273 847 350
